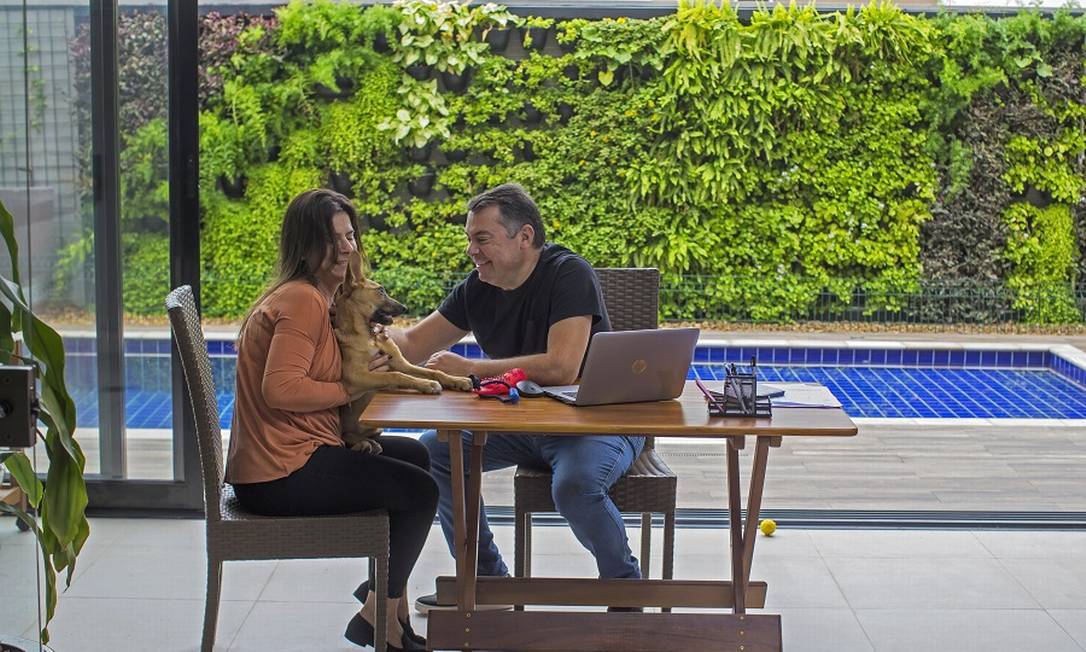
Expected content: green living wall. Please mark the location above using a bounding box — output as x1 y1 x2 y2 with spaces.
63 0 1086 322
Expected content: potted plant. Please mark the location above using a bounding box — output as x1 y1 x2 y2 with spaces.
0 198 89 648
520 16 553 52
407 167 437 196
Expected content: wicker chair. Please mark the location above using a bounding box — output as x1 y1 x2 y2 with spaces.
166 285 391 652
512 268 677 598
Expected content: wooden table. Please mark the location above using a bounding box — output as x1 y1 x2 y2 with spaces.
361 381 857 652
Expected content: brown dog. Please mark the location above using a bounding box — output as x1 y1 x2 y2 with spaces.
334 253 473 454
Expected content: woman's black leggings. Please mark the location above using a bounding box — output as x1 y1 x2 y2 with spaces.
232 436 438 598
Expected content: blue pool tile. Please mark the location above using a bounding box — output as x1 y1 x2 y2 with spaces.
694 347 711 362
67 342 1086 428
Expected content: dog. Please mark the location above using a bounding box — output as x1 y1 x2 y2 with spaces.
334 252 474 454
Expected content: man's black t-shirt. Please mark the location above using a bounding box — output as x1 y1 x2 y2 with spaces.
438 244 611 359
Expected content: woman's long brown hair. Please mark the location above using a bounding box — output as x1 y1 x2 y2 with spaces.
236 188 365 348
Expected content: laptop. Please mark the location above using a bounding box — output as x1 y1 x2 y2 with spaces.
542 328 700 407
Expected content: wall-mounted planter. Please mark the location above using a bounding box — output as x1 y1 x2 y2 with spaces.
267 144 281 162
329 171 355 198
523 101 543 125
1024 186 1053 209
514 141 535 162
483 27 513 53
373 31 390 53
408 170 437 197
563 63 580 81
443 147 468 163
521 26 550 51
407 63 433 81
313 78 354 100
557 102 574 124
487 113 506 127
408 142 434 163
218 174 247 199
558 38 576 54
441 68 473 93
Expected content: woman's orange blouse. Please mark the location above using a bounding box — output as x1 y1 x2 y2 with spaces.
225 281 350 484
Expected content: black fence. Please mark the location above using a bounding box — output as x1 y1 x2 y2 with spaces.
657 276 1086 325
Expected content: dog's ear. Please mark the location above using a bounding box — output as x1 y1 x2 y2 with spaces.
348 250 365 282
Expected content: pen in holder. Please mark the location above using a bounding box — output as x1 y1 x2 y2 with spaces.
703 357 772 418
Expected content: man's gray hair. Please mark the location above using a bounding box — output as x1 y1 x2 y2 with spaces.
466 183 545 248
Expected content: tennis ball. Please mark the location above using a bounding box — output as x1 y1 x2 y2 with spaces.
759 519 777 536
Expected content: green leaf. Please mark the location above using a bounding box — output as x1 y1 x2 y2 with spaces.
3 451 43 506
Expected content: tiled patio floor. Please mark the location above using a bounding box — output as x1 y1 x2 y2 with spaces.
2 517 1084 651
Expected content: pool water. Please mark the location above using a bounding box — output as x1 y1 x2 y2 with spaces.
65 342 1086 428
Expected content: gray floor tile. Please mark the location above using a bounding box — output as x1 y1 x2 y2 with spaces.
227 601 363 652
775 608 874 652
33 597 251 652
855 608 1083 652
259 558 370 603
64 547 276 601
1049 610 1086 650
824 557 1039 609
999 557 1086 609
810 530 992 559
975 531 1086 558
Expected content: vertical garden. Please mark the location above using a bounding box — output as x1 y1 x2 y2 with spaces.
62 0 1086 324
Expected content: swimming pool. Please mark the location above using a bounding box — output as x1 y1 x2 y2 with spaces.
64 338 1086 428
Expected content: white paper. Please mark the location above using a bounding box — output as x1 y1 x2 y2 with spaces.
762 382 842 408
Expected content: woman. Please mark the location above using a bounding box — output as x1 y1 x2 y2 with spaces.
226 188 433 651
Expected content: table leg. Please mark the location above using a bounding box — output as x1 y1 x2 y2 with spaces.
742 437 772 585
442 430 469 609
461 432 487 611
726 436 745 614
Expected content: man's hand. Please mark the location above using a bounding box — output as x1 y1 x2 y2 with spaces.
424 351 476 376
368 351 391 372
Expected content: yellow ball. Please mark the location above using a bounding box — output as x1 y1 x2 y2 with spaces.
759 519 777 536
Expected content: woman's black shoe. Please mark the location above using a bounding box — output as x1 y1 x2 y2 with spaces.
352 580 426 647
344 612 426 651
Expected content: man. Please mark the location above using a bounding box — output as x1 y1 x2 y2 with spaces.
382 183 645 613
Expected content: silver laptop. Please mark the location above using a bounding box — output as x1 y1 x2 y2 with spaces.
542 328 699 407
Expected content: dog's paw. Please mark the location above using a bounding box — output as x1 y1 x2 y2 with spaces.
446 376 474 392
420 379 442 394
348 439 382 455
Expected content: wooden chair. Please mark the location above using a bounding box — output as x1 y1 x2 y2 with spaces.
512 268 677 603
166 285 391 651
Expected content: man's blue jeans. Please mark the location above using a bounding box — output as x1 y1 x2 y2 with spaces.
420 430 645 579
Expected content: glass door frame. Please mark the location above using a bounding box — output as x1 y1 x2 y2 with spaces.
83 0 202 510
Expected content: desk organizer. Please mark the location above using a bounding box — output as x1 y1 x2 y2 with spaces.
704 358 773 418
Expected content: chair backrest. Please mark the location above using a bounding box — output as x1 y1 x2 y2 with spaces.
594 268 661 449
595 268 659 332
165 285 225 522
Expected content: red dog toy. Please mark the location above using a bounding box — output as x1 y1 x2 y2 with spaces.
472 368 529 402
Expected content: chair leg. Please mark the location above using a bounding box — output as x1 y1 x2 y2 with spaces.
202 558 223 652
513 508 525 610
523 513 533 578
374 552 389 652
662 510 676 612
639 513 652 579
514 507 526 578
